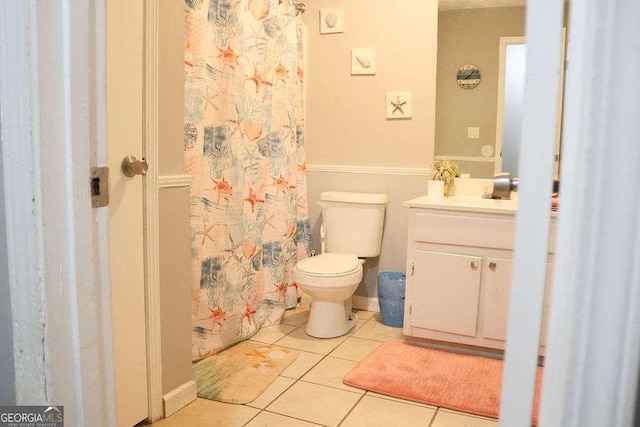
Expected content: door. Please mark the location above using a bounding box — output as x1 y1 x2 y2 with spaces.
411 251 482 337
482 257 514 341
482 258 553 348
107 0 148 425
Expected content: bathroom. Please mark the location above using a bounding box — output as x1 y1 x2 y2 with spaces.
2 0 639 425
166 0 544 424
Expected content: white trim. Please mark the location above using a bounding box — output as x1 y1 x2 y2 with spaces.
434 155 496 163
539 1 640 425
499 0 564 424
163 380 197 418
143 0 164 422
352 296 380 313
306 164 429 176
158 174 192 188
0 0 47 405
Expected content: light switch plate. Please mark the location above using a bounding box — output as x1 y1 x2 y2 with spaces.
386 91 412 119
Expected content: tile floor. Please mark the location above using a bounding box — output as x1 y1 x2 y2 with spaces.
150 301 498 427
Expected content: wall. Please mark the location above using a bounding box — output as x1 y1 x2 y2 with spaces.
304 0 437 167
0 114 16 405
302 0 438 301
158 2 192 397
434 6 525 178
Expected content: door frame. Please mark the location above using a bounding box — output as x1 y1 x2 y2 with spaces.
142 0 164 422
0 1 118 425
0 0 164 423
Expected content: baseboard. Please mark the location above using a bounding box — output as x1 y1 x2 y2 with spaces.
352 295 380 313
163 380 197 418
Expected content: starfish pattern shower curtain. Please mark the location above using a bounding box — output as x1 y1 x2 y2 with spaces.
185 0 311 361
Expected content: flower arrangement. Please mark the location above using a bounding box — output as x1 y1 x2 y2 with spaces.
430 160 461 196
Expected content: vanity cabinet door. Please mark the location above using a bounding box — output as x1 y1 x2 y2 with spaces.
481 257 514 341
410 250 482 337
482 259 554 347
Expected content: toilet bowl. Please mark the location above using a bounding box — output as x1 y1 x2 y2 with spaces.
293 253 363 338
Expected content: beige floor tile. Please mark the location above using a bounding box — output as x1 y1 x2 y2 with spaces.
281 307 309 327
300 356 363 393
249 324 297 344
351 315 405 342
431 409 498 427
245 376 296 409
364 391 437 410
266 381 362 427
275 326 349 355
149 398 259 427
329 336 382 361
340 395 437 427
244 411 319 427
280 350 324 379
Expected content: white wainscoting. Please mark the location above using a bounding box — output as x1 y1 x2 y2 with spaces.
158 174 191 189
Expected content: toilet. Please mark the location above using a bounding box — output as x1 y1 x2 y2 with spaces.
293 191 388 338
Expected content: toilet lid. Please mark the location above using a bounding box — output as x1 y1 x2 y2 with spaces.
296 253 360 276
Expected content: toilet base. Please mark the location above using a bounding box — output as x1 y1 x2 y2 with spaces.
305 300 358 338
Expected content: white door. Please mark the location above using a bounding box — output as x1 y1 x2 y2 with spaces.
106 0 148 425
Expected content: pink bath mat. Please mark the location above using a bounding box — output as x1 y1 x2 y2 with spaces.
343 341 542 424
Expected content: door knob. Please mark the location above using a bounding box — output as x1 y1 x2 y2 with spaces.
121 155 148 177
489 262 497 271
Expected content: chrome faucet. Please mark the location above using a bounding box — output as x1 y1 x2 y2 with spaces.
492 173 519 200
492 173 560 199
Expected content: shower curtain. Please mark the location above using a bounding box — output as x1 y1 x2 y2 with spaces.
185 0 311 361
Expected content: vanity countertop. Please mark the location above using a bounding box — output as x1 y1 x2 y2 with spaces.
403 195 519 214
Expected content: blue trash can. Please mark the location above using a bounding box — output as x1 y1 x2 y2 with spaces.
377 271 406 328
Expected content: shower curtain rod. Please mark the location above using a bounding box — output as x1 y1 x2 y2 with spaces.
293 1 306 14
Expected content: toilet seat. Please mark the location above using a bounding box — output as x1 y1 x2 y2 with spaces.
294 253 362 288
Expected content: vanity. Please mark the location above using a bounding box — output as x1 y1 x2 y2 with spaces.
402 192 557 355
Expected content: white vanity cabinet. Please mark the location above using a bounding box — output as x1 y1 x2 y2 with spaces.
403 196 556 355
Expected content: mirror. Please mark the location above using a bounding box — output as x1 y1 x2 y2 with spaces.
434 1 565 179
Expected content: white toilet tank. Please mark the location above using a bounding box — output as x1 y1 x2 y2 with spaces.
319 192 388 257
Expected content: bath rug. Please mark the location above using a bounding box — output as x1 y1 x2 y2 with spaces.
193 340 298 404
343 341 542 424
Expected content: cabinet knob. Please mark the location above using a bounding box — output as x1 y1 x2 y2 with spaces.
470 261 478 270
489 262 497 271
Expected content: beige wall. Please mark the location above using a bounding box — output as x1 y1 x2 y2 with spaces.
302 1 438 299
435 6 525 177
158 2 191 395
303 0 438 167
159 186 191 394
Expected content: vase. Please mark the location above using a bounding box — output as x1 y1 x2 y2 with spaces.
444 179 455 196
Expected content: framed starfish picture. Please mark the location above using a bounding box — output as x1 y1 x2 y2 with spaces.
385 91 412 119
